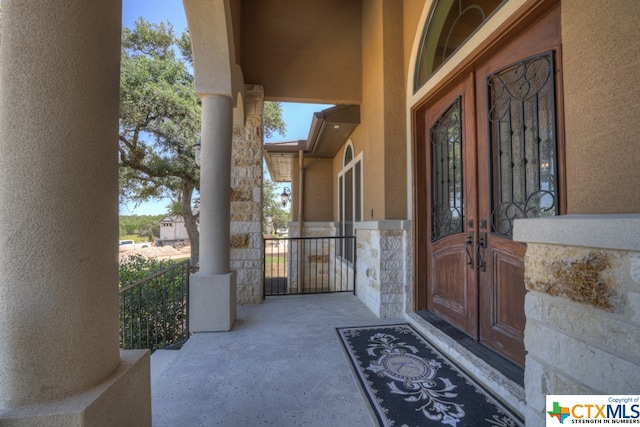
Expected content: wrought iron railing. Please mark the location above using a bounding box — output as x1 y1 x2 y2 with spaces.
263 236 356 297
119 260 190 352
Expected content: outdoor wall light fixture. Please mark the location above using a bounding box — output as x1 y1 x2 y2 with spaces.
193 140 201 166
280 187 291 207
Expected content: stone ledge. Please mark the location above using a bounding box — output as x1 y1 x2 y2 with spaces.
525 291 640 360
524 319 640 393
288 221 337 228
354 220 411 231
514 214 640 251
407 313 526 417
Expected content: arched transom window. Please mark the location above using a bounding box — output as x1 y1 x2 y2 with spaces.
415 0 504 90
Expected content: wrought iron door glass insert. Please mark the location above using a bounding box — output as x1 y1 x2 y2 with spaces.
487 52 558 237
431 96 464 241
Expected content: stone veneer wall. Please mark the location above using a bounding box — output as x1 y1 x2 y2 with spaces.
514 215 640 427
354 221 411 318
230 85 264 304
287 220 412 317
287 222 336 293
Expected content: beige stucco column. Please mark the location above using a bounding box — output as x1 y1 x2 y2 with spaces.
0 1 150 425
189 94 237 331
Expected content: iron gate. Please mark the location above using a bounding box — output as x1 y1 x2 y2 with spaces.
263 236 356 297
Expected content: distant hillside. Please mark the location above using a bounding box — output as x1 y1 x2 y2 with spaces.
120 214 165 239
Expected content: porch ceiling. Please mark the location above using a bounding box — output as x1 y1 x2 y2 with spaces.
233 0 363 104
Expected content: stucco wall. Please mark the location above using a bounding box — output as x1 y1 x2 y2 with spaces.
344 0 407 222
562 0 640 213
381 1 408 219
292 157 334 222
403 0 426 86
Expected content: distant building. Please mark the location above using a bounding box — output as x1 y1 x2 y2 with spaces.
158 216 190 243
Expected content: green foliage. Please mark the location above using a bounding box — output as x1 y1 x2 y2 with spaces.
119 255 189 352
119 214 164 239
119 254 172 287
119 18 201 203
119 18 201 264
176 28 193 65
263 178 292 232
120 17 286 267
264 102 287 139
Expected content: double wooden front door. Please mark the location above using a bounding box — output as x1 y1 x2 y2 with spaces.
416 8 563 367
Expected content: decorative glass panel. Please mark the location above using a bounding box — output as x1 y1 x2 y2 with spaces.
355 161 362 222
344 168 354 261
338 175 344 257
431 97 464 241
488 53 558 237
415 0 503 90
344 145 353 166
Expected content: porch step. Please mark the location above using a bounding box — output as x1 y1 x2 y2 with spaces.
150 349 181 383
407 312 526 417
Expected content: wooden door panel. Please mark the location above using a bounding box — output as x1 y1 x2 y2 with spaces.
492 250 526 334
423 76 478 339
475 7 561 367
479 241 526 366
429 241 476 337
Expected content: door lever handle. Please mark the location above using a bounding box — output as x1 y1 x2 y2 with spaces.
464 231 474 269
477 231 487 272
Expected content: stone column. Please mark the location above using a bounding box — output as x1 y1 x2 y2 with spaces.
0 1 150 425
190 94 237 331
231 85 264 304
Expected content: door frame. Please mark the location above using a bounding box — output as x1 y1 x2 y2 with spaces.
413 0 565 313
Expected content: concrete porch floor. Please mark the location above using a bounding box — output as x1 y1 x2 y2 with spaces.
151 293 525 426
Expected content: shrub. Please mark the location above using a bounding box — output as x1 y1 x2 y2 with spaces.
119 255 189 352
119 254 171 288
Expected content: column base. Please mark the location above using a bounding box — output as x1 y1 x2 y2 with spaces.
190 271 237 332
0 350 151 426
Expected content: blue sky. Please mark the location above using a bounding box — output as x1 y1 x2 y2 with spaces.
120 1 331 216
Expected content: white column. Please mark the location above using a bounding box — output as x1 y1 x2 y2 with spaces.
0 1 150 424
199 95 233 274
190 94 237 331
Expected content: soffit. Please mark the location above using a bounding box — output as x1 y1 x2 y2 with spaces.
263 105 360 181
306 105 360 158
263 141 304 182
236 0 363 104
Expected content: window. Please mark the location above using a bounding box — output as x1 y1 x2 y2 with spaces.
415 0 504 90
431 97 464 241
338 142 362 262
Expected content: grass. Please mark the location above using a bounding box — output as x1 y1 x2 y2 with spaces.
265 255 287 264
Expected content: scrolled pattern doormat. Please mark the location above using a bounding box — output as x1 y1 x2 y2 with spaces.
336 324 523 426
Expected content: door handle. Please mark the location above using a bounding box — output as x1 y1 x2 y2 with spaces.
477 231 487 272
464 231 474 269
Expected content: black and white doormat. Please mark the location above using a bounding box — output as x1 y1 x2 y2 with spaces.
336 324 523 426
